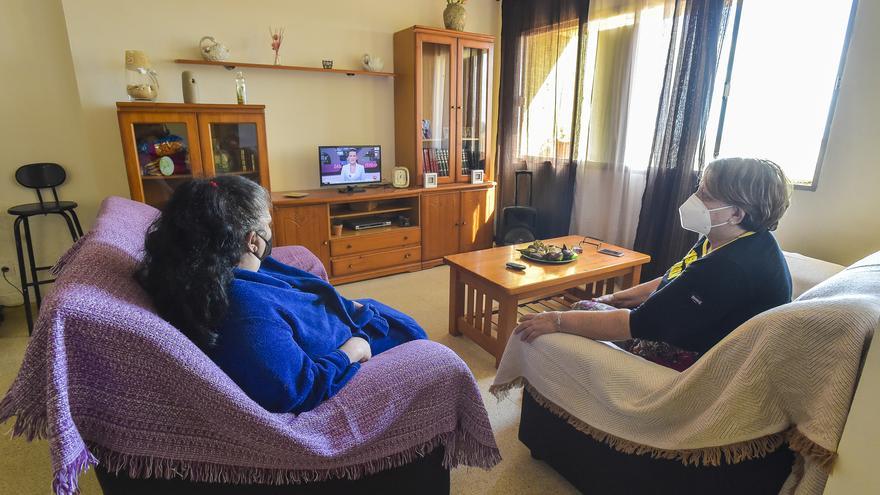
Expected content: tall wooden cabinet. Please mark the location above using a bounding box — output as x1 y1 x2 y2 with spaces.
394 26 495 186
117 102 271 208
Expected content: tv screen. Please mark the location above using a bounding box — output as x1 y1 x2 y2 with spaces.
319 145 382 186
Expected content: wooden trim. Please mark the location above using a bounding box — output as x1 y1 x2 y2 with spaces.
415 32 458 185
196 112 271 191
117 102 265 112
457 38 496 182
174 59 396 77
116 111 205 204
271 181 495 206
393 29 417 189
409 25 496 43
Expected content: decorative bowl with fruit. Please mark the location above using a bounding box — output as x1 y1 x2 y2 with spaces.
517 240 578 264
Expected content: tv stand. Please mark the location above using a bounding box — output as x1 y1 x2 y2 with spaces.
272 183 495 285
338 185 367 193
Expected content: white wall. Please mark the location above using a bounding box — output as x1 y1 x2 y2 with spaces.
774 0 880 266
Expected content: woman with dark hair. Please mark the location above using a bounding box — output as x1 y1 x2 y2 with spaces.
513 158 793 370
136 175 426 413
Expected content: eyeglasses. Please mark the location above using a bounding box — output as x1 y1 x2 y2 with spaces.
573 236 603 254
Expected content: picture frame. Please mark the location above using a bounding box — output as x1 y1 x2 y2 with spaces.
423 172 438 188
470 169 485 184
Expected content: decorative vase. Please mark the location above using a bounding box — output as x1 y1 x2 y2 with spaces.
443 3 467 31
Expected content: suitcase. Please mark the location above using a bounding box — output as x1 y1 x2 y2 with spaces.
498 170 538 245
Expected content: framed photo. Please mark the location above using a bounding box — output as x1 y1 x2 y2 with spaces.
423 172 438 188
470 169 485 184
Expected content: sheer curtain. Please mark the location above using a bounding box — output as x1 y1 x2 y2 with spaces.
632 0 732 280
496 0 590 239
569 0 675 248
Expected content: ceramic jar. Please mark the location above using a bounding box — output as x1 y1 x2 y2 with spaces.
444 3 467 31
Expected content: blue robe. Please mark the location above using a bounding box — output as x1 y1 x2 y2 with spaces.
210 257 427 414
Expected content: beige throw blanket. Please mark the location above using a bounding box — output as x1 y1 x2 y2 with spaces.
491 254 880 494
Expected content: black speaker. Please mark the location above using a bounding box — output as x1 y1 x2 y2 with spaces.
499 170 538 245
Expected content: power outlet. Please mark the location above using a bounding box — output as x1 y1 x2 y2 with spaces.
1 264 18 283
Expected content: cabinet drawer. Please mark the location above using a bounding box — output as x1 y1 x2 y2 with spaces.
332 246 421 277
330 228 420 257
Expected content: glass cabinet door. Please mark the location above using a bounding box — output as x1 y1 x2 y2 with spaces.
198 114 270 189
457 40 493 182
120 112 203 208
418 34 457 184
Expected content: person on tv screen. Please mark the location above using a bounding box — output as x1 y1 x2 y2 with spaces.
341 148 366 182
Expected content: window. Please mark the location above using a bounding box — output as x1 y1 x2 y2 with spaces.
516 22 580 159
706 0 858 189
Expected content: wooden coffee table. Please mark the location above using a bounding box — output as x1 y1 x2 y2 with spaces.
444 236 650 367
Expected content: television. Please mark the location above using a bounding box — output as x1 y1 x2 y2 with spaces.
319 145 382 188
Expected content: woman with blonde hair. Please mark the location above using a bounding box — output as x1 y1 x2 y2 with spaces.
514 157 792 369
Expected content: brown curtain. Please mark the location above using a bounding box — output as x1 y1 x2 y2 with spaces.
632 0 732 279
496 0 591 240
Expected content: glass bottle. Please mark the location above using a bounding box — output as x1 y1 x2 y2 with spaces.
235 71 247 105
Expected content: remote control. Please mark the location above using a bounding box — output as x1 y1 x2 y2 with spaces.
598 248 625 257
506 262 527 271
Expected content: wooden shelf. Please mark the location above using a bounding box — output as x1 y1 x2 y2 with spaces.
142 174 193 180
174 59 396 78
217 170 257 176
330 206 413 220
331 225 419 239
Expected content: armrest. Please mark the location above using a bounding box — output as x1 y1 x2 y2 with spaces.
272 246 329 281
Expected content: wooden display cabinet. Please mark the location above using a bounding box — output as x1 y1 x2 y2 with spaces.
394 26 495 186
117 102 271 208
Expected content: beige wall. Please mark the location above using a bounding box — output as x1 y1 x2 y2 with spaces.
0 0 500 306
825 330 880 494
773 0 880 266
59 0 500 194
0 0 98 306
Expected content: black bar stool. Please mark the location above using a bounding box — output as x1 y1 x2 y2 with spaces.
8 163 83 334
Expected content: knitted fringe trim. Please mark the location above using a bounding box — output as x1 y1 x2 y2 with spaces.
0 399 49 442
787 427 836 471
84 429 500 488
490 377 833 468
3 405 500 495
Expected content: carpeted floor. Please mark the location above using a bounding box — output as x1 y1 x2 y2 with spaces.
0 266 578 494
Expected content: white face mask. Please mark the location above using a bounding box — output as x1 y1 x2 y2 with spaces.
678 194 735 236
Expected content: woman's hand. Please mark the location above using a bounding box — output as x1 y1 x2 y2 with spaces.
514 312 561 343
339 337 371 364
592 294 617 306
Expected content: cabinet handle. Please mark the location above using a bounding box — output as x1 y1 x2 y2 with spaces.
347 244 353 249
403 236 408 240
348 264 353 269
404 253 412 259
322 241 329 246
